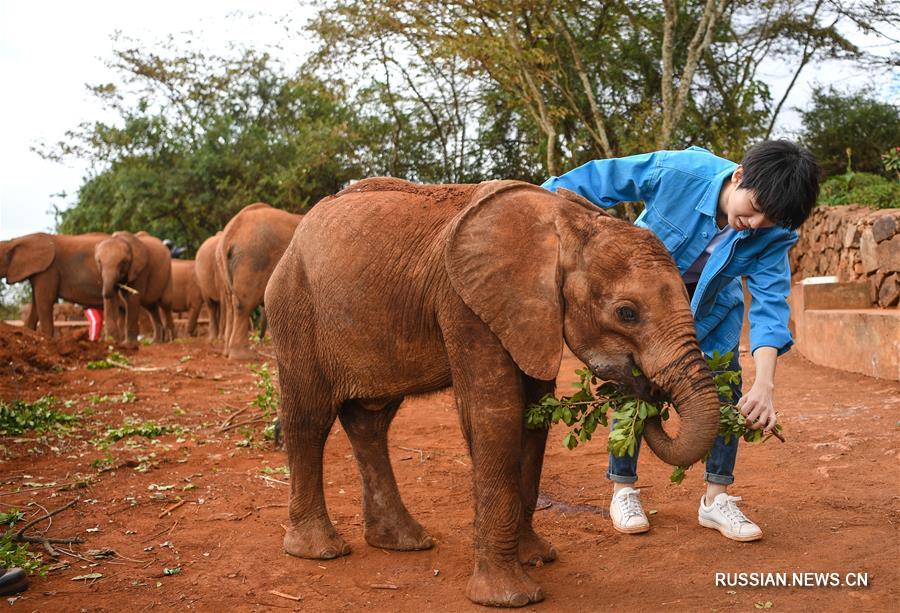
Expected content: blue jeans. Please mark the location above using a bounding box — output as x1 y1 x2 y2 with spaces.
605 347 741 486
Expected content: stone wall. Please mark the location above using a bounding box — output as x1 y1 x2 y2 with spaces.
790 205 900 308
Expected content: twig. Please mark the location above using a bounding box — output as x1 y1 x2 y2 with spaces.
259 475 289 486
0 480 92 497
269 590 302 602
142 521 178 543
15 498 79 539
15 535 84 546
370 583 399 590
219 406 248 430
397 446 426 462
221 416 264 432
158 499 188 519
117 283 139 295
255 504 288 511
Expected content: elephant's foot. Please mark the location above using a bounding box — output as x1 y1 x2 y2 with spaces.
518 527 557 566
284 520 351 560
121 339 139 350
364 512 433 551
466 558 543 608
228 346 257 361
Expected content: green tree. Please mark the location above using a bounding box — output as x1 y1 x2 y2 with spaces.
799 87 900 178
39 37 365 252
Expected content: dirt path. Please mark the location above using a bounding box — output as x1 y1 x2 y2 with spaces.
0 336 897 612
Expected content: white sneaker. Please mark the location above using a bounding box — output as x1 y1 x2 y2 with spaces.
610 487 650 534
698 493 763 542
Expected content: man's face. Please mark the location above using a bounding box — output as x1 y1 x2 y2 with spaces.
724 166 775 231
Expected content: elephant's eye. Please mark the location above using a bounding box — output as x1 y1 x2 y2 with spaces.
616 306 637 322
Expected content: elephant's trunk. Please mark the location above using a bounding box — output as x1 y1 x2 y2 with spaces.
641 346 721 468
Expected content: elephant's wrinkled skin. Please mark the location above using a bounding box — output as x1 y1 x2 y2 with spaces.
265 178 722 608
195 232 226 341
0 232 108 337
216 203 302 359
164 259 203 336
95 231 174 348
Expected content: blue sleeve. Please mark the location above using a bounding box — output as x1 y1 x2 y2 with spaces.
541 152 660 209
746 232 798 356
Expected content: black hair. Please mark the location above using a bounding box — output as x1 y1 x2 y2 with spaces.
738 140 820 230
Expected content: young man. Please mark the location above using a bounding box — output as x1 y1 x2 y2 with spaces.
542 140 819 541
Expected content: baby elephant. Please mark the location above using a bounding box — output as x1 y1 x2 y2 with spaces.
265 178 721 608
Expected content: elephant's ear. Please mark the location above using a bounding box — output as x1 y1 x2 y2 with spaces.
445 181 564 381
554 188 610 216
6 234 55 283
113 232 148 283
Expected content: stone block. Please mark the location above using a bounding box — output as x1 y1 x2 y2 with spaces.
872 216 897 243
879 273 900 308
796 309 900 381
860 228 879 273
869 271 885 304
800 282 872 310
842 223 862 249
876 234 900 272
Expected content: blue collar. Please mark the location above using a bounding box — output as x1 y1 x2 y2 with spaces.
695 165 737 218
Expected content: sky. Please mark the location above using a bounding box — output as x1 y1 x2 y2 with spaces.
0 2 897 241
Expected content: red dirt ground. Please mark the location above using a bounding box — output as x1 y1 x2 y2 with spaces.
0 329 897 612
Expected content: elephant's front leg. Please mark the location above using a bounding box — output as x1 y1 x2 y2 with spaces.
122 293 141 348
445 322 543 607
518 377 557 566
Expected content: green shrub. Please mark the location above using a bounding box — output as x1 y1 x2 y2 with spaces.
819 172 899 209
0 396 79 435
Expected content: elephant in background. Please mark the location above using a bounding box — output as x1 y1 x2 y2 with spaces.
0 232 108 337
195 232 226 342
163 259 203 336
265 178 722 608
94 231 174 348
217 203 302 359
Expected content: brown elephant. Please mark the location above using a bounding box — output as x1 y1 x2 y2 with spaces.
0 232 108 336
265 178 722 608
94 231 174 348
163 259 203 336
195 232 226 341
217 203 302 359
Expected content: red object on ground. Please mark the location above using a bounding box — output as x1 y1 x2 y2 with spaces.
85 308 103 341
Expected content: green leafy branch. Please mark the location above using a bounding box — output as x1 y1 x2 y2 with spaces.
525 352 784 484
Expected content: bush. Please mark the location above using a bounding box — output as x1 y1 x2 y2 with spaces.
819 172 900 209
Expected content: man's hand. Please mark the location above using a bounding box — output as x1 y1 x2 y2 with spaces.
736 382 776 431
738 345 779 431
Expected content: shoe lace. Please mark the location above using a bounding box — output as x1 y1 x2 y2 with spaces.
617 491 645 519
718 495 752 525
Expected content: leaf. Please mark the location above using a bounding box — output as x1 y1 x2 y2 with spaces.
163 566 182 576
72 573 104 581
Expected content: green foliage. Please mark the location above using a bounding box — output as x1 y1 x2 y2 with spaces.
0 396 80 435
0 281 31 320
86 351 131 370
104 420 177 442
800 87 900 178
44 40 366 252
0 510 44 574
251 363 279 441
882 147 900 180
526 352 783 484
819 171 900 209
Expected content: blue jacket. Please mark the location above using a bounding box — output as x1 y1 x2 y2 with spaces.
542 146 796 357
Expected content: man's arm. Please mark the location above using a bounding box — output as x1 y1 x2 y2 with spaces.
541 152 660 208
741 231 798 431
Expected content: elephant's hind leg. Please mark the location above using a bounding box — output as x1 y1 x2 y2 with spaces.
338 399 433 551
281 369 350 560
518 376 557 566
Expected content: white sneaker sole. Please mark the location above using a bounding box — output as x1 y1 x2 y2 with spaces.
612 520 650 534
698 516 762 542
